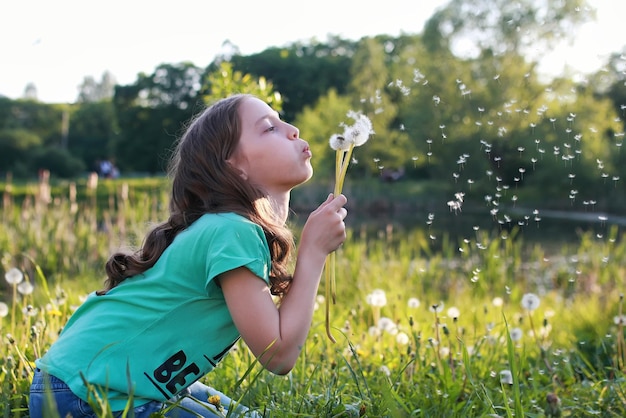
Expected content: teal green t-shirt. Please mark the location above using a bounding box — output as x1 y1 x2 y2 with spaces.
36 213 271 411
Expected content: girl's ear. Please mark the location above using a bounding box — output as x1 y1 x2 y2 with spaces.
226 158 249 181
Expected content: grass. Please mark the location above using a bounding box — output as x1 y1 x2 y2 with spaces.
1 176 626 416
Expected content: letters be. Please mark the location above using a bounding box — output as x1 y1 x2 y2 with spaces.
153 350 200 395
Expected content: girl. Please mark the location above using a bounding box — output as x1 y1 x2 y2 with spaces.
29 94 348 417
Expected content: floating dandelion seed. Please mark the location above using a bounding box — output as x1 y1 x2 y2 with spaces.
521 293 540 311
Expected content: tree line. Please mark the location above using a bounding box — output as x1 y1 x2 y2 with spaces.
1 0 625 203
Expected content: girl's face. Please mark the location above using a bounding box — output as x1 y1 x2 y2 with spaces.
229 97 313 194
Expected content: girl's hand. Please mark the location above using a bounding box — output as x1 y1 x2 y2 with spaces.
300 194 347 257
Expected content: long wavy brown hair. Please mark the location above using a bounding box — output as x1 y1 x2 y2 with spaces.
99 94 294 296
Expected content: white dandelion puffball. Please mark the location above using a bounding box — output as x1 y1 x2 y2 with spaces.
345 111 374 146
447 306 460 319
5 268 24 284
0 302 8 317
366 289 387 307
500 369 513 385
521 293 540 311
18 281 34 295
509 327 523 342
407 297 421 309
396 332 410 345
329 134 352 151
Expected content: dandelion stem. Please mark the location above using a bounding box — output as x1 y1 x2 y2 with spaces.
325 145 355 343
324 262 336 343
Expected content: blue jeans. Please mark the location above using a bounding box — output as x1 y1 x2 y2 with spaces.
29 368 260 417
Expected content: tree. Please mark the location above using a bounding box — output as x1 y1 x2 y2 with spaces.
23 83 38 101
77 71 117 103
423 0 594 59
230 35 354 121
112 62 203 173
67 101 119 171
201 61 282 111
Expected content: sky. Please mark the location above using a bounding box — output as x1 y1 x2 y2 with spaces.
1 0 624 104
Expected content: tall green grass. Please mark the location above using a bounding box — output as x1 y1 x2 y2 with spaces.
1 177 626 416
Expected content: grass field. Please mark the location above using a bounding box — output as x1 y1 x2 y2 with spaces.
1 176 626 417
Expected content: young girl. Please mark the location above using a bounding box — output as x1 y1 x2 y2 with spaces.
29 94 348 417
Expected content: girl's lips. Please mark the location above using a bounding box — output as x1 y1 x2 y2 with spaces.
303 145 312 157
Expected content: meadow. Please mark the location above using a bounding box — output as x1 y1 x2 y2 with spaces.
1 175 626 417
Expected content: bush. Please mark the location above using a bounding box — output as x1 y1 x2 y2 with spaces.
33 146 86 178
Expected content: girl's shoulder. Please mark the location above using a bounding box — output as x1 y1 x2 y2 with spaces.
190 212 262 236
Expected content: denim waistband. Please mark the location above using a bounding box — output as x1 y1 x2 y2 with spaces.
30 368 72 392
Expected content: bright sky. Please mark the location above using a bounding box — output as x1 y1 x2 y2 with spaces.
1 0 624 103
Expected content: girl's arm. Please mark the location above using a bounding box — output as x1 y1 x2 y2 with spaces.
219 194 347 374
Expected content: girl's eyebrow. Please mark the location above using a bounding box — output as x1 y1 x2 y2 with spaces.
254 111 281 126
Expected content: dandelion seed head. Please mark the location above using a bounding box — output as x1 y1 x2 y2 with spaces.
407 297 421 308
396 332 410 345
329 134 351 151
0 302 8 317
447 306 460 319
509 327 523 341
379 365 391 376
18 281 34 295
346 111 374 146
500 369 513 385
366 289 387 307
5 267 24 284
521 293 540 311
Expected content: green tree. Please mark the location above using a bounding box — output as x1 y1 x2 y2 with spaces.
201 61 282 111
67 101 119 171
77 71 117 103
0 128 42 176
230 36 353 121
423 0 594 58
112 62 203 173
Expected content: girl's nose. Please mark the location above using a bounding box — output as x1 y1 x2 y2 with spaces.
289 124 299 139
